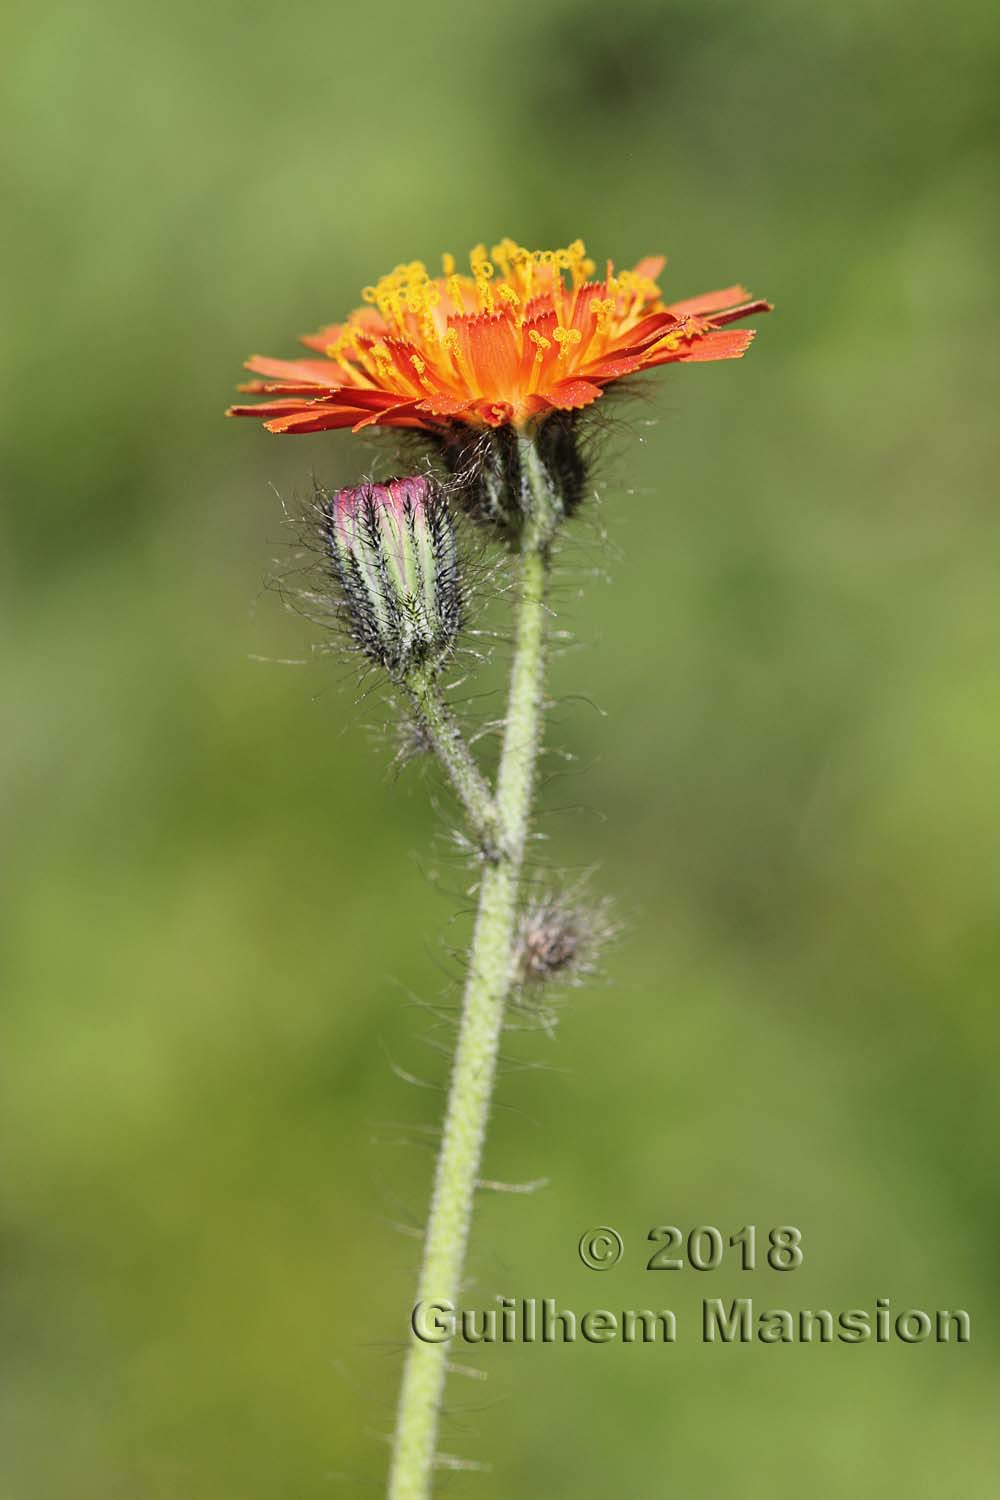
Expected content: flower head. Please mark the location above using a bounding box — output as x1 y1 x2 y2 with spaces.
228 238 770 436
325 475 461 675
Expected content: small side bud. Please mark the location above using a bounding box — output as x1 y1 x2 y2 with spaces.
512 889 619 991
324 476 461 676
391 714 436 768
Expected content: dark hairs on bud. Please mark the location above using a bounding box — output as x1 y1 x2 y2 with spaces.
321 477 464 677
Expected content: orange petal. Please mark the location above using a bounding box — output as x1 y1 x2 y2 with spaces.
377 337 432 396
245 354 350 386
606 311 679 354
266 407 369 433
670 329 756 363
346 397 424 430
632 256 666 284
298 322 346 352
521 308 561 387
569 282 604 332
542 378 604 410
706 298 773 328
265 397 429 434
580 354 645 380
466 313 521 397
299 309 385 352
417 393 476 418
665 286 751 317
238 380 340 396
227 398 323 419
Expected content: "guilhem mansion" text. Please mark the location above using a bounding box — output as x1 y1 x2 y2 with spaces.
411 1297 971 1346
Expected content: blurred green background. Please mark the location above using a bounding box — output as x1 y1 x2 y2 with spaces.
3 0 998 1494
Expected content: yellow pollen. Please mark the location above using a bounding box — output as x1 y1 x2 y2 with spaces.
552 326 582 358
563 239 596 289
370 340 394 372
491 239 516 278
591 297 614 332
346 240 610 390
441 325 476 386
469 247 495 312
326 330 359 365
446 275 466 314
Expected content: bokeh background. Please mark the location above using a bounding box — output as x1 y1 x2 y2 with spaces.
3 0 999 1494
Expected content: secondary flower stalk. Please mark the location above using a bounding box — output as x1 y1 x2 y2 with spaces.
322 475 496 851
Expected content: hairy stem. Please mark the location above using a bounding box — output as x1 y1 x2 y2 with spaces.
405 669 498 855
386 434 556 1500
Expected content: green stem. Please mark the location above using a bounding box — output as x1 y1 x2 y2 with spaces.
386 434 556 1500
405 669 498 857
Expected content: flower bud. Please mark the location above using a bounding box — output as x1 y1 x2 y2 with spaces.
324 476 461 675
512 890 619 989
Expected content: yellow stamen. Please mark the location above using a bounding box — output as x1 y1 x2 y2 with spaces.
491 239 516 279
446 275 467 314
324 333 364 377
346 240 609 396
552 326 582 359
469 245 495 313
441 326 476 389
591 297 614 333
368 341 397 383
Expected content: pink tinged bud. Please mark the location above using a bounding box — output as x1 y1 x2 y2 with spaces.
324 476 461 675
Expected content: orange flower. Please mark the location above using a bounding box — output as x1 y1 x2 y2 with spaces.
228 238 770 435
